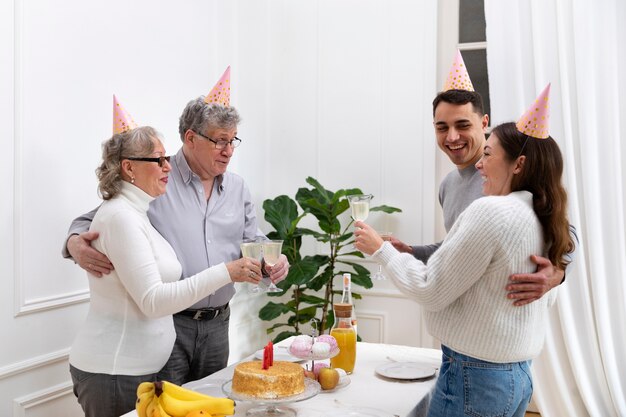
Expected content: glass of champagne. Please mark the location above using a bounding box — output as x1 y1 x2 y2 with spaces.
371 231 392 280
262 240 284 293
347 194 373 222
240 240 264 293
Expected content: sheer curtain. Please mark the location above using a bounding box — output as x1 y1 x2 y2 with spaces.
484 1 626 416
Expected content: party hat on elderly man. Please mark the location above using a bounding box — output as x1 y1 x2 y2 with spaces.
443 50 475 92
204 66 231 107
516 83 551 139
113 95 138 134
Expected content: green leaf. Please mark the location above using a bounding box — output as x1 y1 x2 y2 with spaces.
370 204 402 213
266 322 288 334
298 294 326 305
307 268 334 291
259 302 292 321
272 331 299 344
283 256 327 286
263 196 300 238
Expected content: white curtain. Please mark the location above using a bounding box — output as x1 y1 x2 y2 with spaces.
484 1 626 417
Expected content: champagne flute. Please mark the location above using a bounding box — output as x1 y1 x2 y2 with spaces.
348 194 373 222
371 231 392 281
262 240 284 293
240 240 264 293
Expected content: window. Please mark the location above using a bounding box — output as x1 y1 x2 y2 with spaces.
439 0 490 121
458 0 490 120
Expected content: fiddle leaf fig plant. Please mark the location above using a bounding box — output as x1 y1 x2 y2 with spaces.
259 176 401 342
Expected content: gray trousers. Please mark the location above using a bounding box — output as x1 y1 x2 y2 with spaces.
156 305 230 385
70 365 156 417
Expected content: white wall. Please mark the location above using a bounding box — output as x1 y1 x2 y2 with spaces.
0 0 441 415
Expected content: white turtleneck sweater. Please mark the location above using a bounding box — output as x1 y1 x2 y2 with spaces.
374 191 557 363
69 182 232 375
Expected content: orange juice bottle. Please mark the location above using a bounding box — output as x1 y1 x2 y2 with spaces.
330 303 356 373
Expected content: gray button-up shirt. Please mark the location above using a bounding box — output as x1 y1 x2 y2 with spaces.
65 147 264 308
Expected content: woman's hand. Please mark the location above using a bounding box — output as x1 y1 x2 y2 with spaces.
226 257 262 284
354 221 384 255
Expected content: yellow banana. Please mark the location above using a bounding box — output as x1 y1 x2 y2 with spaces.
136 390 155 417
160 391 235 417
161 381 216 401
156 398 173 417
137 381 156 397
145 395 159 417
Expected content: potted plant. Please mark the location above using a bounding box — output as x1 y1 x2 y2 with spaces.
259 177 401 342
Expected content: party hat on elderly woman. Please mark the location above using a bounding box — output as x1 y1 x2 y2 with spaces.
113 95 138 134
443 50 475 92
204 66 231 107
516 83 551 139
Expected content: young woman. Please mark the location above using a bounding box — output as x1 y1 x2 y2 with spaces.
355 121 575 417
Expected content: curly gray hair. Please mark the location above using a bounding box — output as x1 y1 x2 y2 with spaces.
96 126 162 200
178 97 241 141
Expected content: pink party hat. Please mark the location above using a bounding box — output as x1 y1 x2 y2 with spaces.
112 95 138 134
204 66 231 107
443 50 475 92
516 83 551 139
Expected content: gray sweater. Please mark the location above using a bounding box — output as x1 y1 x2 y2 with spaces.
412 165 483 262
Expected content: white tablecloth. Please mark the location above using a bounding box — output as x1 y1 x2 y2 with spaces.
121 338 441 417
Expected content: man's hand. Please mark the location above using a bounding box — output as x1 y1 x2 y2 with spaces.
67 232 113 277
265 254 289 284
387 236 413 254
506 254 564 306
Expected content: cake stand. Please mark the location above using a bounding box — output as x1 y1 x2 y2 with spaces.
287 345 340 373
222 378 320 417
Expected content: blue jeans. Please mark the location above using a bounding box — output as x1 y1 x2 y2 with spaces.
70 365 157 417
427 346 533 417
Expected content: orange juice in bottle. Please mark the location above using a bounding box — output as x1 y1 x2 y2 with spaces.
330 303 356 373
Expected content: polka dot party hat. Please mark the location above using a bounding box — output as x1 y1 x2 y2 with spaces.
113 95 138 134
204 66 231 107
516 83 551 139
443 50 475 92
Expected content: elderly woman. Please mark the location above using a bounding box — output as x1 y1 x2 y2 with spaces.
355 121 575 417
69 126 262 417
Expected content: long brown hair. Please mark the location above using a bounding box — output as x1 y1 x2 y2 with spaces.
492 122 575 270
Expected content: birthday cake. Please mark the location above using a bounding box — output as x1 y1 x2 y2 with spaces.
231 360 305 399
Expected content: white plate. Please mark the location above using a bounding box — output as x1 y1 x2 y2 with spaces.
375 362 437 380
325 406 395 417
182 379 229 397
254 345 303 362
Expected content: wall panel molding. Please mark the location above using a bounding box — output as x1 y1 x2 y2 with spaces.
13 381 74 417
358 310 387 343
11 0 89 318
0 348 69 380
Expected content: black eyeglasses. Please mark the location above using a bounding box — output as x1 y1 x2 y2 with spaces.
125 156 171 167
193 131 242 149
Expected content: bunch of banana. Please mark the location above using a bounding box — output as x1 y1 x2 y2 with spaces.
135 381 235 417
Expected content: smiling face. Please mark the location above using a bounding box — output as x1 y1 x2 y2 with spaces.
126 138 171 197
183 126 237 181
434 101 489 169
475 132 522 196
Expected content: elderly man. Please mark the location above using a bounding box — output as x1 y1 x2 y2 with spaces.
63 68 289 384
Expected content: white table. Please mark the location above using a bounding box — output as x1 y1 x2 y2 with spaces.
122 339 441 417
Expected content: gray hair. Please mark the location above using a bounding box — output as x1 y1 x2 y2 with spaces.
96 126 162 200
178 97 241 142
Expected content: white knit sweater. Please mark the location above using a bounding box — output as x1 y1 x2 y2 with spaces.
70 182 232 375
374 191 557 363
